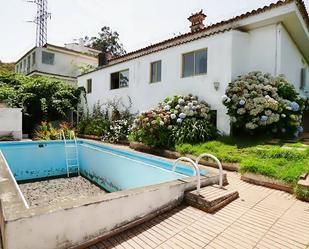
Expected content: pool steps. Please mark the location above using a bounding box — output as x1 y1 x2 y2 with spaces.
174 154 239 213
185 185 239 213
61 130 80 177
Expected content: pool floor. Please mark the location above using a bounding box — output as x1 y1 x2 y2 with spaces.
19 176 107 207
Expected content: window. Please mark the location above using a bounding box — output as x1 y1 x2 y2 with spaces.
150 61 162 83
300 67 307 90
42 51 55 65
23 59 26 71
182 49 207 77
27 56 31 72
111 69 129 89
86 79 92 94
32 52 36 66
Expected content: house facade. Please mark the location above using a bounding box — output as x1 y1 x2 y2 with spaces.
77 0 309 134
15 41 100 84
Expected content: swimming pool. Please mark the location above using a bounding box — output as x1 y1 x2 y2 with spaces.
0 140 223 249
0 140 204 192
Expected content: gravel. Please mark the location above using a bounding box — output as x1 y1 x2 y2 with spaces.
19 176 106 208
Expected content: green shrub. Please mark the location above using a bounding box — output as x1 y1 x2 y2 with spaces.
223 71 307 138
78 98 135 142
34 121 59 140
172 119 217 144
131 94 217 148
34 121 76 140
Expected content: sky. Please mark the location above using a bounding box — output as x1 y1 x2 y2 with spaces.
0 0 308 62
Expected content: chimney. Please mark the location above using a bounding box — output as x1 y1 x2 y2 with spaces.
98 52 113 66
188 10 206 32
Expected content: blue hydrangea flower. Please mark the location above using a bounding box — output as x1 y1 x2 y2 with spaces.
297 126 304 133
176 118 183 123
281 128 286 133
179 113 186 119
164 105 171 111
239 100 246 106
260 115 268 122
294 131 299 138
290 102 299 112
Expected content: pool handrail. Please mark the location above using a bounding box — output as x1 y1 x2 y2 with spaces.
172 157 200 194
196 153 223 188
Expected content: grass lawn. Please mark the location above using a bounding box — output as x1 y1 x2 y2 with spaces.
176 137 309 185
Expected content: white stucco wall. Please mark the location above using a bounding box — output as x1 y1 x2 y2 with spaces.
279 24 309 96
16 47 98 79
36 47 98 78
0 108 22 140
79 32 233 134
78 23 308 135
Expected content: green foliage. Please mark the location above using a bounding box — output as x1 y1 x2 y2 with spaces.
0 72 83 132
294 185 309 201
172 119 217 144
223 71 307 138
78 102 110 136
0 61 15 73
176 138 309 184
176 141 243 163
131 94 217 148
78 98 135 143
83 26 126 56
0 134 14 141
34 121 75 140
240 155 309 183
34 121 60 140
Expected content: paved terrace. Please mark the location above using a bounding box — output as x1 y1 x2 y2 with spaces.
88 170 309 249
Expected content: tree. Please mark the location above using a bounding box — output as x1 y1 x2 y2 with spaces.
84 26 126 57
0 61 15 73
0 72 84 134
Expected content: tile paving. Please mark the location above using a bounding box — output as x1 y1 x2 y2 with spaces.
88 170 309 249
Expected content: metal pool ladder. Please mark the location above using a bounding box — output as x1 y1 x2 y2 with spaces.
61 130 80 177
172 157 201 194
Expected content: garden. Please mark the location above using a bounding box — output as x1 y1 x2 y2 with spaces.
0 71 309 200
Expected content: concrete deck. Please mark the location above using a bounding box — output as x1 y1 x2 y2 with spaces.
88 170 309 249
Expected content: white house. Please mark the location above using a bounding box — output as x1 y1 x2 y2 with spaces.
15 41 100 84
77 0 309 134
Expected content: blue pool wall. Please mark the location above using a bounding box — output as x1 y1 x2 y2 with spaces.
78 144 187 192
0 140 206 191
0 141 71 181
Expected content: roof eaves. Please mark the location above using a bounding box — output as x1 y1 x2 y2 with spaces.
44 43 98 58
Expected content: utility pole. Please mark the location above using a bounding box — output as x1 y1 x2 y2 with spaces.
28 0 51 47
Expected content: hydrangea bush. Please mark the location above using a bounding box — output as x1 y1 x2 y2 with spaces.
222 71 307 137
131 94 217 148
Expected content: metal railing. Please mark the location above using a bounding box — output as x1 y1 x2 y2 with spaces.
195 153 223 188
172 157 201 194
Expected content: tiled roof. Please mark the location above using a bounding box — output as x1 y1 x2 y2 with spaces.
80 0 309 76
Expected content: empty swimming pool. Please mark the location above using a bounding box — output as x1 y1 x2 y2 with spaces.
0 140 224 249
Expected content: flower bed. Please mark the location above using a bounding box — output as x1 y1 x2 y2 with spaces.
130 94 217 148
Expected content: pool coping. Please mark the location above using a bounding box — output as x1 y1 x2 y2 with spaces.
0 140 226 249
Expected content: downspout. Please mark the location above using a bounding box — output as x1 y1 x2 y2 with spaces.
275 23 282 76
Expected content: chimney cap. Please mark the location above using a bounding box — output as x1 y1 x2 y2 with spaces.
188 10 207 32
188 10 206 22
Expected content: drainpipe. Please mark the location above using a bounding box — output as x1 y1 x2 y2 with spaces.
275 23 282 76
